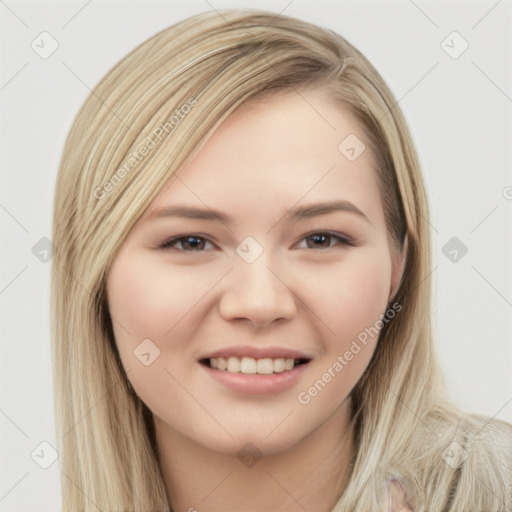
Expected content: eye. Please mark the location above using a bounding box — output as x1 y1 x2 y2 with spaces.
158 231 356 252
297 232 355 250
158 235 215 251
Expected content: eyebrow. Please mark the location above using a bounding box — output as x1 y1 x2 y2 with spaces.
152 199 372 227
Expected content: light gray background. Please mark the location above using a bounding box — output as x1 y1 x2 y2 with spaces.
1 0 511 510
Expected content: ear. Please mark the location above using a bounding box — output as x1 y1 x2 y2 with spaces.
388 233 408 305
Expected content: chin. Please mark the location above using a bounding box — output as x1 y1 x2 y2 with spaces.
200 427 307 459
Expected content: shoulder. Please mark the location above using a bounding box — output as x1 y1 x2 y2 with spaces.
451 414 512 509
375 412 512 511
409 412 511 510
462 414 512 458
464 414 512 475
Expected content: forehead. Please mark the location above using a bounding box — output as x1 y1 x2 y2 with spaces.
145 89 385 231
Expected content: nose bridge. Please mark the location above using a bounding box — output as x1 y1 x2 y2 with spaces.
219 242 296 326
238 249 280 295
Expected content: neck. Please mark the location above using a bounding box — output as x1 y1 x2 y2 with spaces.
154 399 355 512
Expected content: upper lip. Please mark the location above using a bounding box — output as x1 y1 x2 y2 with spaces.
199 345 314 361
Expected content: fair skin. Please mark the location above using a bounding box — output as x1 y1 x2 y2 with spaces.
107 88 407 511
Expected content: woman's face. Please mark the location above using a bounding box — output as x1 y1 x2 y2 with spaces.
106 88 405 456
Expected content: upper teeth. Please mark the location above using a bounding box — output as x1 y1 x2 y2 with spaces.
210 356 297 374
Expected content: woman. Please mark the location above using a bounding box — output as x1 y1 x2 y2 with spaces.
51 8 512 511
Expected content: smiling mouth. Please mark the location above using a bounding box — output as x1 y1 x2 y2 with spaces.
200 356 311 375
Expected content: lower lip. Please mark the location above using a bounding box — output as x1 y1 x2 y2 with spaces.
200 362 310 395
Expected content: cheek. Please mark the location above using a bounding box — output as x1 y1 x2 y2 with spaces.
303 250 392 345
106 255 214 408
107 254 217 342
295 253 392 417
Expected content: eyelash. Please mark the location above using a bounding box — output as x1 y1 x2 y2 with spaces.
158 232 357 252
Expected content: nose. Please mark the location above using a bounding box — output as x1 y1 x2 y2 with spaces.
218 252 297 328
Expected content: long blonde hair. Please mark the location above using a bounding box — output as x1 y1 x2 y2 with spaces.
51 9 512 511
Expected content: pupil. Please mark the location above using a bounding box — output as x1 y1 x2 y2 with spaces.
185 236 202 249
310 234 328 248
